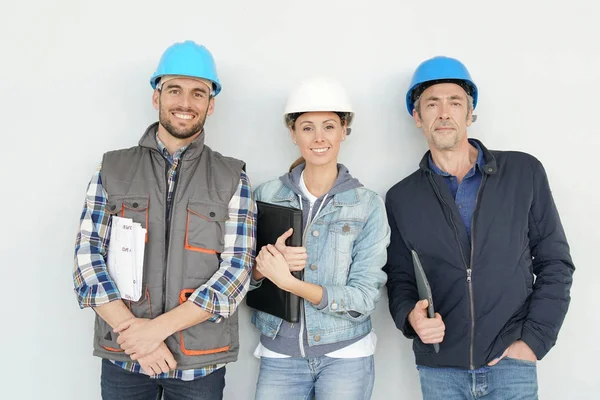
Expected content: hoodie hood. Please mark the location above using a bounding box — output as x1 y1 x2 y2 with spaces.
279 163 363 198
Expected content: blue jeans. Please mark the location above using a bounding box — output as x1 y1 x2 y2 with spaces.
255 356 375 400
418 357 538 399
100 359 226 400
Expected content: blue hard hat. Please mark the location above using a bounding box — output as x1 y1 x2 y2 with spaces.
406 56 478 115
150 40 222 96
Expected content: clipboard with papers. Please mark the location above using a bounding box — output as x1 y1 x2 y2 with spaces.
411 249 440 353
107 216 146 301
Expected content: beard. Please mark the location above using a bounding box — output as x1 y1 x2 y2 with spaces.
431 131 459 150
159 106 209 139
430 122 460 151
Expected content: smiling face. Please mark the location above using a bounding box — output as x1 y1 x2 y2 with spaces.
152 77 214 140
290 112 346 169
414 82 473 151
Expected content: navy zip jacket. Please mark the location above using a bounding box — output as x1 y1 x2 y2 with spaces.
384 139 574 370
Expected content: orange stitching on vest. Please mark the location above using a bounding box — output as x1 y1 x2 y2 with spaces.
177 288 230 355
184 212 217 254
101 345 124 353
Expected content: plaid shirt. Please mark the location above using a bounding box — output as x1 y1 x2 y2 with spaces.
73 134 256 380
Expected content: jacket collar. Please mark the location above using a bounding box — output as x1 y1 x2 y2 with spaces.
138 122 206 161
419 138 497 175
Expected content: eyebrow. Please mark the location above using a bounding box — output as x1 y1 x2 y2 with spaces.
164 84 182 91
193 86 210 95
424 95 465 102
299 119 338 125
164 83 209 95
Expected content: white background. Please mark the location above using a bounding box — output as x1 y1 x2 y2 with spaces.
1 1 597 398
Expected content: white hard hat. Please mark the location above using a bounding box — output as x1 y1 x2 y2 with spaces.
284 77 354 127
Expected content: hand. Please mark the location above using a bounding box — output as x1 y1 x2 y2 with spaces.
273 228 308 272
114 317 166 360
255 244 296 290
137 342 177 376
488 340 537 366
408 299 445 344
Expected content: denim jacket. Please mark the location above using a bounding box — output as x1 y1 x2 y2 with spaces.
251 177 390 347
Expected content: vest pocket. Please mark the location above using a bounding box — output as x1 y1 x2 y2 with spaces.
178 289 231 356
96 316 124 353
105 195 150 243
185 200 228 254
96 286 152 353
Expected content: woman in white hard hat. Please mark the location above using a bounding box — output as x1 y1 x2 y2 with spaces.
248 77 390 399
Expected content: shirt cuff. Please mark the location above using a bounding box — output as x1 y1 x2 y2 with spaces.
186 286 233 323
315 286 329 310
249 276 264 291
75 285 122 309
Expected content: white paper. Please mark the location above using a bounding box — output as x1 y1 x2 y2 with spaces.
132 222 146 300
107 216 145 301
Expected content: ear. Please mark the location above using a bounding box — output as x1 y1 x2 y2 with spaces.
341 125 347 141
413 109 422 128
289 126 297 144
206 97 215 117
152 90 160 110
466 108 473 127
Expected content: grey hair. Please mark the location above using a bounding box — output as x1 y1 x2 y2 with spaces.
414 94 475 120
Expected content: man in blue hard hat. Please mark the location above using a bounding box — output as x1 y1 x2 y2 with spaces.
384 56 574 399
73 40 256 399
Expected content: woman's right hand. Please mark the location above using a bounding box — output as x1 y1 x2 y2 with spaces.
273 228 307 272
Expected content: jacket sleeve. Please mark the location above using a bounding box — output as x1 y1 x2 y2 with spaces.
319 194 390 322
521 158 575 359
383 193 419 339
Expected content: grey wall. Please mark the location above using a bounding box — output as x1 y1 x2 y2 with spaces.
1 0 597 398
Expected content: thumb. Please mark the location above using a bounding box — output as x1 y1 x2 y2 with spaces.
487 358 500 367
413 299 428 316
266 244 282 257
488 348 508 366
275 228 294 247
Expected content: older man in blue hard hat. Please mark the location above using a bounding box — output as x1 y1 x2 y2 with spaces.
384 56 574 399
73 40 256 399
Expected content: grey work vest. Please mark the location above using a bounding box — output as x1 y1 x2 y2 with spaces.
92 122 245 370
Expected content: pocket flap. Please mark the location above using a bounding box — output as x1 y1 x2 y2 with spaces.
105 196 149 214
123 197 149 212
187 200 228 222
105 197 122 214
329 220 362 235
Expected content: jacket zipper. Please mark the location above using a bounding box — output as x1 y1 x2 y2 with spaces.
467 174 486 369
427 173 473 368
163 160 182 313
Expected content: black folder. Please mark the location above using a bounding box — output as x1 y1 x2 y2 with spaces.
246 201 304 322
411 250 440 353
